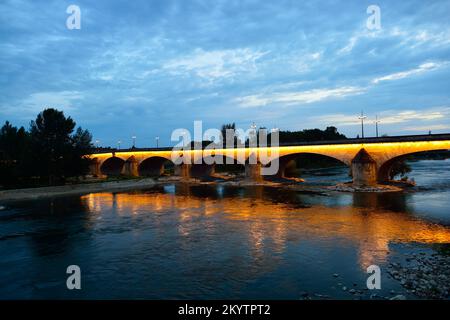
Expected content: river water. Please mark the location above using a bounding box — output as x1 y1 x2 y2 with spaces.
0 160 449 299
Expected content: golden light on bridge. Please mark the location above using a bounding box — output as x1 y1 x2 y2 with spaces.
88 139 450 185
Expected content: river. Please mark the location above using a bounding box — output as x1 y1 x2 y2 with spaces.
1 159 449 299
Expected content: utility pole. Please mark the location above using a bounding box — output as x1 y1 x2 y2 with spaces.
358 111 367 138
374 115 380 138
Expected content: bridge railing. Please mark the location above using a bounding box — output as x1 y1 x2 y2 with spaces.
88 133 450 154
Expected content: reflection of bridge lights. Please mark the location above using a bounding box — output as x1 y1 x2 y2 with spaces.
80 191 450 271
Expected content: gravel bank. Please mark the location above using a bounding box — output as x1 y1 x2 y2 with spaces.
0 178 157 202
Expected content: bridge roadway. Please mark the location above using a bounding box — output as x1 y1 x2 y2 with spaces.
88 133 450 186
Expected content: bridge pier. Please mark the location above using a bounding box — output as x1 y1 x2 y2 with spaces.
175 164 191 179
122 157 139 177
191 163 215 178
245 163 263 182
175 163 216 179
351 149 377 186
89 159 101 177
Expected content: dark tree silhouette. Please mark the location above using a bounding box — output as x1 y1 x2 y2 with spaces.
0 108 92 188
389 159 412 180
29 108 92 184
0 121 29 186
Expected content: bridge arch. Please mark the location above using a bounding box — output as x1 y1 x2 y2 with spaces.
138 156 174 176
100 156 125 176
377 150 448 182
266 152 349 178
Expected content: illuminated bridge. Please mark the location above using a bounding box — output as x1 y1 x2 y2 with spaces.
88 133 450 186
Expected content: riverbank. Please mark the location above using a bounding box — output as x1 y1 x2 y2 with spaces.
0 176 415 203
0 178 157 202
387 246 450 299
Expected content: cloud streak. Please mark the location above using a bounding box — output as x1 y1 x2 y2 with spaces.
312 107 450 126
236 86 366 108
372 61 447 84
163 48 269 83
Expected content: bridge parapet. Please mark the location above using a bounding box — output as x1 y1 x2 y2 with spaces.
87 135 450 185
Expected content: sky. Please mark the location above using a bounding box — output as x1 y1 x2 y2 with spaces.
1 0 450 148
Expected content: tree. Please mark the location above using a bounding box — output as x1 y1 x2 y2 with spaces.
389 160 412 180
29 108 92 184
220 123 240 147
0 121 29 187
64 127 93 177
275 126 347 143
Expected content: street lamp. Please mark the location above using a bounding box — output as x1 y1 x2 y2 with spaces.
95 140 100 148
358 111 367 138
132 135 136 148
374 115 381 138
117 140 121 150
155 136 160 148
181 131 188 147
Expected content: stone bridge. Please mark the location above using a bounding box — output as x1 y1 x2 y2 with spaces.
87 134 450 186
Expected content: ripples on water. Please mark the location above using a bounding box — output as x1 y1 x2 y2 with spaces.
0 160 449 299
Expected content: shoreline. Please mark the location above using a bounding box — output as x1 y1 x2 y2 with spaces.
0 176 410 203
0 178 158 203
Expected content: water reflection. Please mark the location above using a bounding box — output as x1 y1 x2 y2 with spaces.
81 184 450 272
1 160 450 299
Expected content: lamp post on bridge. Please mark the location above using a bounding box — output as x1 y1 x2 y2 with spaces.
117 140 121 150
358 111 367 138
132 135 136 149
155 136 160 148
374 115 381 138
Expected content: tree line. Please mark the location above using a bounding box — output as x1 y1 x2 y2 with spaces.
0 108 92 188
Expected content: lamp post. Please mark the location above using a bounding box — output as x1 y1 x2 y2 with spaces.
117 140 121 150
250 122 257 145
374 115 380 138
358 111 367 138
132 135 136 148
181 131 187 147
155 136 160 148
95 140 100 148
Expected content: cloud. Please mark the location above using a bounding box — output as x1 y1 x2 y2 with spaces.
1 1 450 144
337 36 359 55
372 61 447 84
0 91 84 118
162 48 268 83
402 124 450 131
312 107 450 126
235 86 366 108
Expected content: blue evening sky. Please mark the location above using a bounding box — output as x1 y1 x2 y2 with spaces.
1 0 450 147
